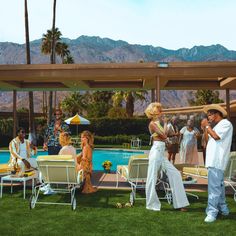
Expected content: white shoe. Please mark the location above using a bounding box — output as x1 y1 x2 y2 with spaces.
204 215 216 223
43 188 56 195
40 184 50 192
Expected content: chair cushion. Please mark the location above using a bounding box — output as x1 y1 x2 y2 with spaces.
37 155 73 161
183 166 208 177
0 164 10 173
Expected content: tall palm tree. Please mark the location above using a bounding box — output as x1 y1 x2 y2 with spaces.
41 28 73 113
24 0 35 137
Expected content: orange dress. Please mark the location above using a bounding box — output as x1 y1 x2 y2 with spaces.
79 147 97 194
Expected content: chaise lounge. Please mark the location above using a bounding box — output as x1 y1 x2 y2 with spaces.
29 155 83 210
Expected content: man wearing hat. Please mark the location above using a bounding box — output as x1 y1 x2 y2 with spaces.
201 104 233 223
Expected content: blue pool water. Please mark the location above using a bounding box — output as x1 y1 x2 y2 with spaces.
0 149 145 171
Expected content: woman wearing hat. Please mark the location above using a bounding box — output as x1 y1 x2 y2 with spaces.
202 104 233 223
145 102 189 211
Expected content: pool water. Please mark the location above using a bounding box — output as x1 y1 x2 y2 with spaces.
0 149 145 171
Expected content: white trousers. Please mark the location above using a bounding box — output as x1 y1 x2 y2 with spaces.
16 158 38 174
146 141 189 210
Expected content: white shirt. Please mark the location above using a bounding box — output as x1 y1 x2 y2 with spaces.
19 142 28 159
59 145 77 159
206 119 233 171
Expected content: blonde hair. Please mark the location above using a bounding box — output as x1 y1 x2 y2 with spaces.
59 132 72 147
81 130 94 149
144 102 163 119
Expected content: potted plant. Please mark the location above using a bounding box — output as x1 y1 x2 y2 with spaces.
102 160 112 173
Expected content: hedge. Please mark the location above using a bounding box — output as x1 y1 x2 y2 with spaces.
0 117 150 147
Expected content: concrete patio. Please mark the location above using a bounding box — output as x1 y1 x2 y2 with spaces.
92 151 209 192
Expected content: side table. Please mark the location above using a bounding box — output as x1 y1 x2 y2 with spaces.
0 174 36 199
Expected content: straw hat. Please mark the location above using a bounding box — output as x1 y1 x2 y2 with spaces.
145 102 162 119
203 104 227 117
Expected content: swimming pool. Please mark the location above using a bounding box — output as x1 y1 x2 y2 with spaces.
0 149 146 171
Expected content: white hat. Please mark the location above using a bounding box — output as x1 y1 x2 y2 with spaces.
203 104 227 117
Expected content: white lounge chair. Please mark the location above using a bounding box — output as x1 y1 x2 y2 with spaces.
116 154 172 205
29 155 83 210
224 151 236 202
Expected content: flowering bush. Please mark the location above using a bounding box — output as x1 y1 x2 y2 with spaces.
102 160 112 170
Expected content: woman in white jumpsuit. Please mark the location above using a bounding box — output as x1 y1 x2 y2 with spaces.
145 102 189 211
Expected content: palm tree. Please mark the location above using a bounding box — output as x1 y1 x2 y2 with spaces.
61 92 87 116
57 42 70 63
41 28 62 57
63 54 74 64
112 90 147 117
41 28 73 114
188 89 224 106
51 0 57 64
24 0 35 137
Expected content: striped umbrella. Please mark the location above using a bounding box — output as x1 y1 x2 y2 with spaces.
65 114 90 125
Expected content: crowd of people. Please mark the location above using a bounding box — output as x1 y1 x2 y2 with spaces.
144 102 233 223
8 103 233 223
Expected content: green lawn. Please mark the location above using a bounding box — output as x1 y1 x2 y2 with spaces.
0 188 235 236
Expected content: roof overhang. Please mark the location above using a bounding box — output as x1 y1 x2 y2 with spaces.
0 62 236 91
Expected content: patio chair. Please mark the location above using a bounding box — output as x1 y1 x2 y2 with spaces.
29 155 83 210
130 137 142 149
116 154 172 205
224 151 236 202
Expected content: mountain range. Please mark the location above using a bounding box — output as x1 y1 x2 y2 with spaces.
0 35 236 113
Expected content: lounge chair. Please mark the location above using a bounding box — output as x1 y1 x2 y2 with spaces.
29 155 83 210
0 163 11 176
176 151 236 201
175 163 208 179
224 151 236 202
116 154 172 205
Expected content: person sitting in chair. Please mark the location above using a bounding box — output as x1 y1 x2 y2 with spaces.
59 132 77 162
9 127 37 176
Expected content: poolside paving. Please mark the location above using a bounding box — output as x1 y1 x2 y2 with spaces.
92 151 209 192
91 151 234 195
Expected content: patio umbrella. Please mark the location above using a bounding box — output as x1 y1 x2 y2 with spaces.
65 114 90 135
65 114 90 125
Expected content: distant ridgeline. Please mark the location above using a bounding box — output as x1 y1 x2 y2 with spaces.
0 35 236 111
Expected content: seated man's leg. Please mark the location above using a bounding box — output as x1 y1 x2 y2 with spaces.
162 158 189 209
28 158 38 169
17 159 25 175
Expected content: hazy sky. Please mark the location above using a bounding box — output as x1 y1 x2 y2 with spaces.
0 0 236 50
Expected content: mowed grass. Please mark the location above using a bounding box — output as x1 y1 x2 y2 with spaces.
0 187 235 236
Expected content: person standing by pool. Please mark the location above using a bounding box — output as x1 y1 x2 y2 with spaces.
201 104 233 223
179 119 200 165
166 116 179 164
77 130 97 194
145 102 189 211
9 127 38 176
43 108 70 155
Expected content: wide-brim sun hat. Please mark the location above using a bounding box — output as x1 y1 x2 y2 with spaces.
203 104 227 118
145 102 162 119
